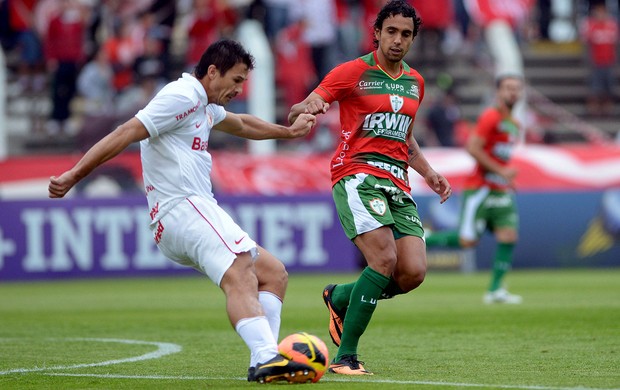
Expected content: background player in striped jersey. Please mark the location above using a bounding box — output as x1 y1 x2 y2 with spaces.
288 0 452 375
425 74 524 305
49 39 318 383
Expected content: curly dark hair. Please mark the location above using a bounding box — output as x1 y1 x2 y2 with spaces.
194 39 255 79
372 0 422 49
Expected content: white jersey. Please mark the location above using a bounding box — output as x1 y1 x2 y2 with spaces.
135 73 226 225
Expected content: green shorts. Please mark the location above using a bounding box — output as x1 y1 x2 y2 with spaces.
459 187 518 241
332 173 424 240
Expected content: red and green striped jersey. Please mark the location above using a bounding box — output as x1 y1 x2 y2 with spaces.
313 51 424 193
464 107 521 191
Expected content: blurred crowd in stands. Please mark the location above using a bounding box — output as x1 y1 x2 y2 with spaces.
0 0 618 153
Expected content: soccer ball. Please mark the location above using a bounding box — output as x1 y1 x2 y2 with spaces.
278 332 329 382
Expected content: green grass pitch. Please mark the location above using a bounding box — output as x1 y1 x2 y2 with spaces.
1 269 619 389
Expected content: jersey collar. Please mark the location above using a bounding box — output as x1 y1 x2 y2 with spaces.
182 73 209 106
373 51 404 80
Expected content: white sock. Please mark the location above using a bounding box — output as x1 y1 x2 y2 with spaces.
235 316 278 367
259 291 282 343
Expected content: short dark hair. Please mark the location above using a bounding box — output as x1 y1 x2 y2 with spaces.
194 39 255 79
495 74 524 89
373 0 422 48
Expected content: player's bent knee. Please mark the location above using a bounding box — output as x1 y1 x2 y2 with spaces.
396 269 426 293
254 252 288 296
495 229 518 243
459 239 479 248
256 253 288 285
410 270 426 289
265 264 288 291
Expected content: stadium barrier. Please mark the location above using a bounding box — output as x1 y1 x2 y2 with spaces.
0 195 357 281
0 46 7 161
1 144 620 280
1 190 619 281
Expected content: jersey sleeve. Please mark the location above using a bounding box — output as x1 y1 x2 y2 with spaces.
314 60 364 103
136 93 196 138
209 104 227 126
412 69 425 104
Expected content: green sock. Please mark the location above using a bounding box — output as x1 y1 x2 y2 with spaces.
337 267 390 360
489 242 515 291
336 277 404 302
331 283 354 310
379 276 404 300
425 230 461 248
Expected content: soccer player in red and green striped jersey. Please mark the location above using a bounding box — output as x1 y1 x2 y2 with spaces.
425 75 525 305
289 0 452 376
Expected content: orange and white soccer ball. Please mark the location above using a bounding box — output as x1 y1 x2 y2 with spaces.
278 332 329 382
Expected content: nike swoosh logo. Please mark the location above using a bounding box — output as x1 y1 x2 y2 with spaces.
259 359 289 368
195 121 203 128
235 236 245 245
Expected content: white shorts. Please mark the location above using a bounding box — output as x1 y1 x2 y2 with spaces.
152 195 257 286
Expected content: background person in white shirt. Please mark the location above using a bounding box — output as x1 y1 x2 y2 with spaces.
48 39 318 384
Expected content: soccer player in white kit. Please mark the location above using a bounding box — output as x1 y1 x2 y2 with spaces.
48 39 318 384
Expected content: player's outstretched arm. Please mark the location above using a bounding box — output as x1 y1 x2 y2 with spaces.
214 112 317 140
48 118 149 198
288 92 329 125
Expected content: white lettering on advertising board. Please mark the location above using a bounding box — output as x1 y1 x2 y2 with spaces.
12 202 334 274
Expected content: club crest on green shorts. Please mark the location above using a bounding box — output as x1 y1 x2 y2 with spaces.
369 198 387 215
332 173 424 239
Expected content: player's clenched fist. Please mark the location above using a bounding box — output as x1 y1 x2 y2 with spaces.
304 100 329 116
48 172 77 198
289 113 317 138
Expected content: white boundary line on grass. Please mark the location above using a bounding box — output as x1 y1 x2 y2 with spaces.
0 338 181 375
39 373 616 390
2 338 615 390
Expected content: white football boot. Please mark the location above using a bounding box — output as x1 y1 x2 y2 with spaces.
483 288 523 304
